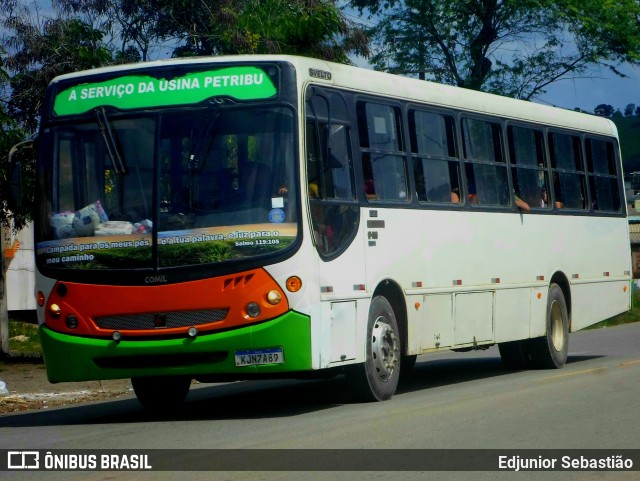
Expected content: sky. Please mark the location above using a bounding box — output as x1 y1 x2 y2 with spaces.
535 64 640 113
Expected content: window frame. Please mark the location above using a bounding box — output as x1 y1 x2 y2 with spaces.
460 115 512 209
548 129 589 212
356 99 410 204
408 106 463 206
506 122 551 211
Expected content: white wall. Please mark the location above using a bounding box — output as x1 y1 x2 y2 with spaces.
6 222 36 311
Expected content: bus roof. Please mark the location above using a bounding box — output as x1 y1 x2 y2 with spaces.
49 54 617 138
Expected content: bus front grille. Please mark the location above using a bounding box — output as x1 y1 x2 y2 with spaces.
94 308 229 331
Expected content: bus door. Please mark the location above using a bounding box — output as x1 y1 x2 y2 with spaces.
305 87 363 365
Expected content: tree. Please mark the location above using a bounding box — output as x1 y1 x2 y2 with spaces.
594 103 615 117
146 0 368 61
350 0 640 100
0 42 30 355
0 1 114 353
2 2 114 132
53 0 162 62
625 103 637 116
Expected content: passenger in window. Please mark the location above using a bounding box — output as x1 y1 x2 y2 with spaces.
466 183 478 204
364 179 376 199
511 178 539 212
551 175 566 209
363 159 377 200
308 179 319 199
514 192 531 212
465 167 478 204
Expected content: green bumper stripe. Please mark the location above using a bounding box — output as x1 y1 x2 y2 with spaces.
40 311 311 382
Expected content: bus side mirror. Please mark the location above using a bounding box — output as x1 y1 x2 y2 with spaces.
8 140 34 210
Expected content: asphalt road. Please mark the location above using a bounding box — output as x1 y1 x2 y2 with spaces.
1 323 639 481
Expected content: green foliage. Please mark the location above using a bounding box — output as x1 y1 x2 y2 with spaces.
4 16 113 132
0 46 31 230
0 3 114 228
90 248 154 269
160 242 234 266
148 0 368 61
236 0 346 59
352 0 640 100
613 115 640 173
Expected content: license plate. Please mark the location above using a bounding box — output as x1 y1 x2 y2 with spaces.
235 348 284 367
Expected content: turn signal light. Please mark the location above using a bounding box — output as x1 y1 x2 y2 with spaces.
37 291 45 307
286 276 302 292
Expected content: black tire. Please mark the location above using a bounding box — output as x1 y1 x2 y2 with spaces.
401 354 418 374
498 340 533 370
131 376 191 410
346 296 401 401
529 283 569 369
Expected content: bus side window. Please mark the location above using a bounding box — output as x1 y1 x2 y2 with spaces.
409 110 461 204
508 125 549 209
462 117 509 207
586 138 621 213
357 102 409 202
549 132 586 210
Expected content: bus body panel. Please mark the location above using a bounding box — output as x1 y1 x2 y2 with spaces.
359 207 630 351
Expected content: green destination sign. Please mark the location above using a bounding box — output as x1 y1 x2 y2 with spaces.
53 66 277 116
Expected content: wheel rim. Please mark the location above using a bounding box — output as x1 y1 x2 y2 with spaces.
549 299 565 352
371 316 400 382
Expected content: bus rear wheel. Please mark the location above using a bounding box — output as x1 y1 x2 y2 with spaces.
346 296 401 402
498 340 533 370
529 283 569 369
131 376 191 410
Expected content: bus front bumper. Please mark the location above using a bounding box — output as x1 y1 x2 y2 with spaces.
39 311 312 383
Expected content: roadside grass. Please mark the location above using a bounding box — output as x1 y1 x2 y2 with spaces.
6 319 42 357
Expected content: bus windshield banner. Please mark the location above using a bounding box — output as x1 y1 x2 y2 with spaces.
53 66 277 116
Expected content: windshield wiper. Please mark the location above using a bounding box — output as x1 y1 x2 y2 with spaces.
95 107 127 174
189 101 226 173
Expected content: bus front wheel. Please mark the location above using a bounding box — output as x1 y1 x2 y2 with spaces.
346 295 401 402
529 283 569 369
131 376 191 410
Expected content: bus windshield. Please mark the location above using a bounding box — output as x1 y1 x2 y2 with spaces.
37 104 298 271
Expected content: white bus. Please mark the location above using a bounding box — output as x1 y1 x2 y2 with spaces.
29 55 631 407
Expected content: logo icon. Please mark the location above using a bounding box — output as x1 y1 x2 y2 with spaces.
8 451 39 470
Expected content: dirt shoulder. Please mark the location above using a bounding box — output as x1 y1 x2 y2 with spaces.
0 357 132 414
